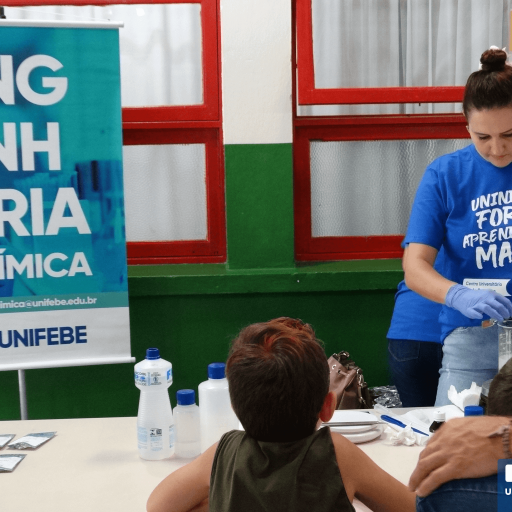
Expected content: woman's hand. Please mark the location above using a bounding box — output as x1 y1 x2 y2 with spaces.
445 284 512 322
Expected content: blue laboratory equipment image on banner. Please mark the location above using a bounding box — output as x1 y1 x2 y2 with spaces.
0 21 133 371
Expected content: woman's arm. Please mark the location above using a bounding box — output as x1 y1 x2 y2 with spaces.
404 243 512 320
402 243 455 304
146 443 217 512
331 432 416 512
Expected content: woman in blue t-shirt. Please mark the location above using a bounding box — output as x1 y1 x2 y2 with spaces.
403 47 512 406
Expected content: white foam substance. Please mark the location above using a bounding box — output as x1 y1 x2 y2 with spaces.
447 382 482 411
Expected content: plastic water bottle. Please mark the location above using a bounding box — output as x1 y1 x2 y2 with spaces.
134 348 174 460
198 362 239 452
174 389 201 458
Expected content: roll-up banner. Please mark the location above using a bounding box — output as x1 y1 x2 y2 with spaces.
0 20 133 371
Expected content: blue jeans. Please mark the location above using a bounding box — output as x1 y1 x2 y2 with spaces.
388 339 443 407
416 475 497 512
435 324 499 406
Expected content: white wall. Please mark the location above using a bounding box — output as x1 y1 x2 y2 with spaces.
220 0 293 145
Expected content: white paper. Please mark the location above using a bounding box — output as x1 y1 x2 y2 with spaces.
447 382 481 411
383 426 429 447
402 405 463 425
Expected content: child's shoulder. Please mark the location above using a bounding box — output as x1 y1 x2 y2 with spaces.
329 429 358 453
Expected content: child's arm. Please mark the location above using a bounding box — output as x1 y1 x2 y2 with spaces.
331 432 416 512
146 443 217 512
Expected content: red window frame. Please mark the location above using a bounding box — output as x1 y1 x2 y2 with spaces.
122 0 220 123
123 0 225 264
295 0 465 105
4 0 226 264
124 124 225 264
293 0 471 261
293 115 470 261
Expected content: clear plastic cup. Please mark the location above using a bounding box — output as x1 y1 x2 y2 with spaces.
498 319 512 370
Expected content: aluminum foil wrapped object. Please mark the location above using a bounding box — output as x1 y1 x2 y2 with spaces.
370 385 402 408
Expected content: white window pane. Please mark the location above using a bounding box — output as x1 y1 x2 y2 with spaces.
310 139 471 237
312 0 511 90
123 144 207 241
5 4 203 106
313 0 401 89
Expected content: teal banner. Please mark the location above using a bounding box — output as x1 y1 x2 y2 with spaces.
0 22 131 370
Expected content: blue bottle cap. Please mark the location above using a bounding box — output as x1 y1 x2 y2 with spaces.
208 362 226 379
146 348 160 360
464 405 484 416
177 389 195 406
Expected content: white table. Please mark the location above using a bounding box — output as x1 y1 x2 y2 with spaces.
0 414 425 512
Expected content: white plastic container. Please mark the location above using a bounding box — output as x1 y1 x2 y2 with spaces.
198 362 239 452
174 389 201 458
134 348 174 460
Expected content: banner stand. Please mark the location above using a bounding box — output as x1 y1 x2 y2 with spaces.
13 355 136 419
0 21 134 407
18 370 28 420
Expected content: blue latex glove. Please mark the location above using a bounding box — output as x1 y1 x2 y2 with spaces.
445 284 512 322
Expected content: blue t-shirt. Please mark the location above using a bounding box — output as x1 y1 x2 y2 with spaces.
387 248 444 343
405 144 512 341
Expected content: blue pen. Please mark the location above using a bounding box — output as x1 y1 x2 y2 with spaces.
380 415 429 436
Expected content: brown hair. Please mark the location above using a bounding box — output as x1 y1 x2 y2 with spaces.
463 48 512 118
226 317 329 442
488 358 512 416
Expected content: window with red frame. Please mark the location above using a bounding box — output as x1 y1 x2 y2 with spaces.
5 0 225 265
293 0 510 261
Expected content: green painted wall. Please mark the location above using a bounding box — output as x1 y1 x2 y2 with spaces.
225 144 295 269
0 143 404 421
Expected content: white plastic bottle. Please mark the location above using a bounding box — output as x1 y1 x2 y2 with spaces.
174 389 201 458
134 348 175 460
198 362 239 452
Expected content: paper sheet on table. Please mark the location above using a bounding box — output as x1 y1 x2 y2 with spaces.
325 410 379 425
401 405 464 427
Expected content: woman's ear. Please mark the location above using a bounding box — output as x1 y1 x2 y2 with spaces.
319 391 337 423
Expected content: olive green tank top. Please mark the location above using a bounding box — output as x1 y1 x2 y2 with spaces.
209 427 355 512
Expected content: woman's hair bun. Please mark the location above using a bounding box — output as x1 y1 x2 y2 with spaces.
480 48 508 72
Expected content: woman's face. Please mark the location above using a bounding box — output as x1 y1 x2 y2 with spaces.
467 106 512 168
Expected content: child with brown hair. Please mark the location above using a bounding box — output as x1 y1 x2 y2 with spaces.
488 357 512 416
147 317 415 512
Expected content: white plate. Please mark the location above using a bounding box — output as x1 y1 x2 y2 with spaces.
327 423 377 434
331 425 383 444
